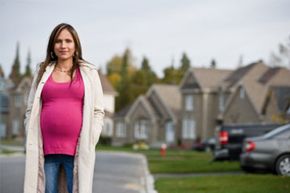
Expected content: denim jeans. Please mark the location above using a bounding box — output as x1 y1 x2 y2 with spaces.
44 154 74 193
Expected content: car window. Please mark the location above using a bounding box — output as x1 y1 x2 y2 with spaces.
263 124 290 139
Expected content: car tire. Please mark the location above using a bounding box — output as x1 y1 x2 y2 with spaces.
275 154 290 176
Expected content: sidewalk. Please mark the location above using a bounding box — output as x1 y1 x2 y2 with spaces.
93 151 157 193
0 147 157 193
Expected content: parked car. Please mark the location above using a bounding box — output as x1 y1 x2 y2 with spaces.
240 124 290 176
192 137 216 152
213 123 281 161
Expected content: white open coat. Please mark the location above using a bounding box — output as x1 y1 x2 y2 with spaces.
23 62 104 193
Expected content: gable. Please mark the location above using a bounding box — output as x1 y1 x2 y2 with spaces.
180 71 200 91
224 86 260 123
130 100 152 120
147 90 170 119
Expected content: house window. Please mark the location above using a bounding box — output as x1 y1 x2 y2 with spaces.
182 118 196 139
102 118 113 136
12 119 19 136
134 119 148 139
185 95 193 111
116 121 126 138
15 95 22 108
165 121 175 143
240 87 245 99
219 93 225 112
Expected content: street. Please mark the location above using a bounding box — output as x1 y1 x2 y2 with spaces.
0 151 152 193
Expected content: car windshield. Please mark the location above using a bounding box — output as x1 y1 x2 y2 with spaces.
263 124 290 138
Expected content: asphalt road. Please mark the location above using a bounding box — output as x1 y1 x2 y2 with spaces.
0 151 150 193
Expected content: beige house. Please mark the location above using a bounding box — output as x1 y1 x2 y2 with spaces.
98 71 118 138
221 62 290 124
112 84 181 147
7 77 32 139
262 86 290 123
179 68 232 146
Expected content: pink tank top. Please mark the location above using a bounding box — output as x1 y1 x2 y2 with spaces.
40 68 84 156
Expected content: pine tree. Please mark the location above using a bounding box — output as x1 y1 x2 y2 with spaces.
23 50 32 77
116 48 132 111
0 64 4 78
9 42 22 84
180 52 191 73
210 59 216 69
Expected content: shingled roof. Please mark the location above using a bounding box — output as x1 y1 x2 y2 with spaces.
149 84 182 119
181 67 232 91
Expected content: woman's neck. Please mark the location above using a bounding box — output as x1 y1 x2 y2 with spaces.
56 59 73 70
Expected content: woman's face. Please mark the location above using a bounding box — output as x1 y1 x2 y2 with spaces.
53 28 76 62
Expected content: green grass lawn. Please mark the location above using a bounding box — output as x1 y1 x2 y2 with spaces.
155 174 290 193
97 145 240 173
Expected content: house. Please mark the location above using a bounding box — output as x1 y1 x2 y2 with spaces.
98 71 118 138
220 61 290 124
179 67 232 146
262 86 290 123
112 84 181 147
0 76 12 138
7 77 32 138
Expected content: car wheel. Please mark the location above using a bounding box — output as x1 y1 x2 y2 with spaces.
275 154 290 176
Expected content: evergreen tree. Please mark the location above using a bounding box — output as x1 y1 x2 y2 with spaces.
162 65 179 84
131 56 158 99
179 52 191 73
9 42 22 84
23 50 32 77
0 64 4 78
210 59 216 69
116 48 132 111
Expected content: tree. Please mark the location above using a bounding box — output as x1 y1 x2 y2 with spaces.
106 55 123 75
0 64 4 78
116 48 133 111
269 35 290 68
23 50 32 77
179 52 191 74
210 59 217 69
162 65 180 84
9 42 22 84
131 56 159 98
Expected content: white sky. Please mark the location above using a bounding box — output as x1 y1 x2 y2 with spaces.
0 0 290 77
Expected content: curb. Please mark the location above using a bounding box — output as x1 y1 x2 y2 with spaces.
140 154 158 193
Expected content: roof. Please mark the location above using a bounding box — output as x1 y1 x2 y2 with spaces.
115 84 182 123
98 71 118 96
192 68 232 90
181 67 232 91
149 84 182 119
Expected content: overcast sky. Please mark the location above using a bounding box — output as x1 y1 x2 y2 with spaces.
0 0 290 77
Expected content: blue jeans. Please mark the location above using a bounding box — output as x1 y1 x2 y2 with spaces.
44 154 74 193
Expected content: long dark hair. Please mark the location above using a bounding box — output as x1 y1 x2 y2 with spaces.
36 23 84 86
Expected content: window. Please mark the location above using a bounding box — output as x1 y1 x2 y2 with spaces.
182 118 196 139
165 121 175 143
219 93 225 112
15 95 22 108
12 119 19 135
116 121 126 138
185 95 193 111
134 119 148 139
240 87 245 99
102 118 113 136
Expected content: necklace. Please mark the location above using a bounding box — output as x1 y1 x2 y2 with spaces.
55 66 71 73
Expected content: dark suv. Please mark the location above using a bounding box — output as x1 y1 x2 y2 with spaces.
240 124 290 176
214 124 280 161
